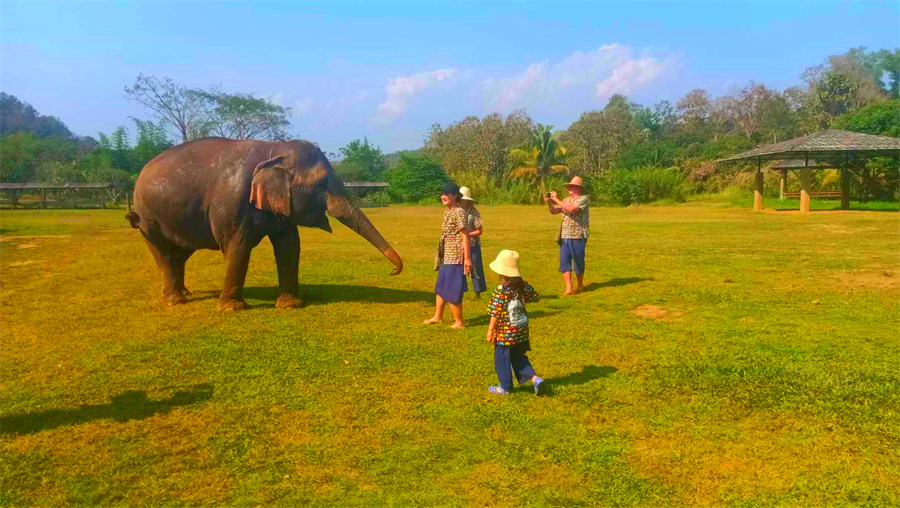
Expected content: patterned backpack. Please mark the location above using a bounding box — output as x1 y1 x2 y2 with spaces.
507 294 528 328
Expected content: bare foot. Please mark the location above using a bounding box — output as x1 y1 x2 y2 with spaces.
449 322 464 329
573 288 583 295
562 290 573 297
423 317 441 325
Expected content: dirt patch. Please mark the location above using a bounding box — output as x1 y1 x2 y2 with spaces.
16 243 37 249
839 271 900 290
632 305 680 320
0 235 71 242
6 261 38 267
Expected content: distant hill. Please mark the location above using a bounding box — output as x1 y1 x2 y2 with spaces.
383 148 423 168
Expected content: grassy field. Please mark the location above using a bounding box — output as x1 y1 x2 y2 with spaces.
1 203 898 506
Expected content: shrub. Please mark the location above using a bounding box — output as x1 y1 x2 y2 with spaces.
593 167 690 205
386 153 449 203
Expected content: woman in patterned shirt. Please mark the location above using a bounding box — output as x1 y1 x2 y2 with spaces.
424 182 472 329
459 186 486 299
546 175 589 296
486 250 547 395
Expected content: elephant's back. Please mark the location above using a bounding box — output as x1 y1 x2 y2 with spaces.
133 138 265 247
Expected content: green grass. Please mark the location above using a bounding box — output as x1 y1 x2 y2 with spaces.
1 204 898 506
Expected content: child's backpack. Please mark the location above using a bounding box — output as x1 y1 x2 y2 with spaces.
507 296 528 328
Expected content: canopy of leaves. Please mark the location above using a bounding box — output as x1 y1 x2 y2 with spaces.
335 138 388 182
509 124 569 187
386 153 449 202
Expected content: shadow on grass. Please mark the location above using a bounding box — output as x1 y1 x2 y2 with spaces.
243 284 433 306
582 277 651 292
549 365 618 389
0 384 213 436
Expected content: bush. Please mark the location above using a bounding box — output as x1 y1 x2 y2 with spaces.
593 167 690 205
386 153 449 203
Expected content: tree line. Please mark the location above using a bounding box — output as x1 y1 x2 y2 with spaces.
1 47 897 204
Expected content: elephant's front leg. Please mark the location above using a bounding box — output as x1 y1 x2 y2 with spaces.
270 227 304 309
217 240 253 311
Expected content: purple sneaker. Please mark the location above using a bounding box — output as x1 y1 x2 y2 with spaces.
488 386 510 395
534 377 549 396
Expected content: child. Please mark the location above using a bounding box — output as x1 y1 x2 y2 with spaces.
485 250 549 395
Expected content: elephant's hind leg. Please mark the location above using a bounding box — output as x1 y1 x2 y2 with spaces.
141 231 195 306
217 240 253 311
271 227 304 309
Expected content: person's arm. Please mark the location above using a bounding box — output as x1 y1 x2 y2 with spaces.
467 226 483 238
552 193 583 214
486 315 498 342
461 230 472 274
545 195 562 214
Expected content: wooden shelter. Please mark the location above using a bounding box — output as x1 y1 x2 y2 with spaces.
0 182 132 209
719 129 900 212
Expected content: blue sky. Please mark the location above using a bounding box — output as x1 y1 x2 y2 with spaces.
1 1 897 153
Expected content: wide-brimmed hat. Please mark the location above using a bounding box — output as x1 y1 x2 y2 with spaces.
489 250 521 278
459 186 477 203
563 176 584 189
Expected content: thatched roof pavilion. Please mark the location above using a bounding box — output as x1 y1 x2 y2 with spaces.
719 129 900 211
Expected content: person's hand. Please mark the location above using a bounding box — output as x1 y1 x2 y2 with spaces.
550 191 558 201
464 259 473 275
486 329 494 342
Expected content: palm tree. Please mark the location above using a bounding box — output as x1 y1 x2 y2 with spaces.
508 124 569 193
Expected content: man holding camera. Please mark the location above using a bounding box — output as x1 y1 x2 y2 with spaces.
545 176 589 296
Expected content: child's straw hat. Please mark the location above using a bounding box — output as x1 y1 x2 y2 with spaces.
489 250 521 278
459 186 477 203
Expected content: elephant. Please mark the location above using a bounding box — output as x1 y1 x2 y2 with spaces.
126 137 403 310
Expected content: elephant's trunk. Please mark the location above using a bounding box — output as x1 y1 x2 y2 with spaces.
325 192 403 275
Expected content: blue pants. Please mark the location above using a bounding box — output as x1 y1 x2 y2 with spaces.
559 238 587 274
494 342 536 392
467 243 487 294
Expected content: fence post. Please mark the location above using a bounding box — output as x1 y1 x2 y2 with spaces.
41 188 47 209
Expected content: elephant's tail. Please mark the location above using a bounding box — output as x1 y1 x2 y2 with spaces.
125 211 140 229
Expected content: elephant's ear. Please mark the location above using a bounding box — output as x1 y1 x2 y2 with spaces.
250 155 294 216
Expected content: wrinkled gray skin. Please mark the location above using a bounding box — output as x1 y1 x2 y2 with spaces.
128 137 403 310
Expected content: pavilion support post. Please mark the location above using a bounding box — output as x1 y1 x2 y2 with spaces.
779 169 787 199
800 168 812 213
840 168 850 210
126 192 132 213
41 188 46 209
754 167 764 211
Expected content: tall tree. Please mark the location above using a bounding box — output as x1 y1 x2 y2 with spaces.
198 90 292 140
508 124 569 192
335 138 388 181
124 74 210 144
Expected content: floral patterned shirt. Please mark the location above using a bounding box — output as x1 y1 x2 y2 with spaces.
441 206 467 265
464 207 483 247
487 282 540 346
561 195 589 239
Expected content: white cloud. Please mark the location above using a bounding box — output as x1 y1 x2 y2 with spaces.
378 69 460 118
482 45 681 112
294 97 315 115
595 57 668 100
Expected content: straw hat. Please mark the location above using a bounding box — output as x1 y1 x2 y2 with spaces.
563 175 584 189
459 186 477 203
489 250 521 278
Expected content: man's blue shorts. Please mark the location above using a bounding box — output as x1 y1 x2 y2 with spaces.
559 238 587 275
